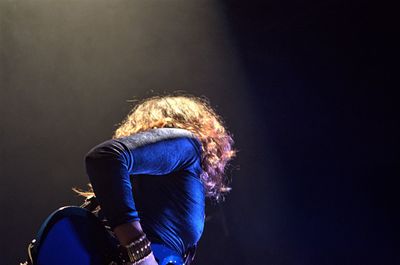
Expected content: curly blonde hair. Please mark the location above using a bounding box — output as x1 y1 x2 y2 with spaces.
77 95 236 201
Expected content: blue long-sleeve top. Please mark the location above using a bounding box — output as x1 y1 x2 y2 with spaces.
84 128 205 256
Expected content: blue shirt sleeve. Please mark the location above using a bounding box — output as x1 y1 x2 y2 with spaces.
84 128 202 229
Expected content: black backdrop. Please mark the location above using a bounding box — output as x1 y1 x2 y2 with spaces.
1 1 398 264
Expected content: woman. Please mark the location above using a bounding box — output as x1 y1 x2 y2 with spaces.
83 95 235 265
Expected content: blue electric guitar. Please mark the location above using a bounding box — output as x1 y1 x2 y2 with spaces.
23 205 191 265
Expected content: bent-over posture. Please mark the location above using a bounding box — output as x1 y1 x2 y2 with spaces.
83 95 235 265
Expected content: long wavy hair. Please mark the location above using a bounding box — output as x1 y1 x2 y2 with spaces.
78 95 236 201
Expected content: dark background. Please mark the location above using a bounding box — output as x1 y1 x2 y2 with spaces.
1 1 398 264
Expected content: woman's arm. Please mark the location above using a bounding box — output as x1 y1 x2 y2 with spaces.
84 128 201 229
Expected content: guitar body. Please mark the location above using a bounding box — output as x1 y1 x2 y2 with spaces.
27 206 185 265
29 206 118 265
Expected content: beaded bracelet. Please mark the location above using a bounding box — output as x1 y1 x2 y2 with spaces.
119 234 152 264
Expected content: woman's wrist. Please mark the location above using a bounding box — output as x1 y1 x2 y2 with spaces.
114 221 145 245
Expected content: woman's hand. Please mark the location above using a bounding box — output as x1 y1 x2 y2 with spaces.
124 252 158 265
